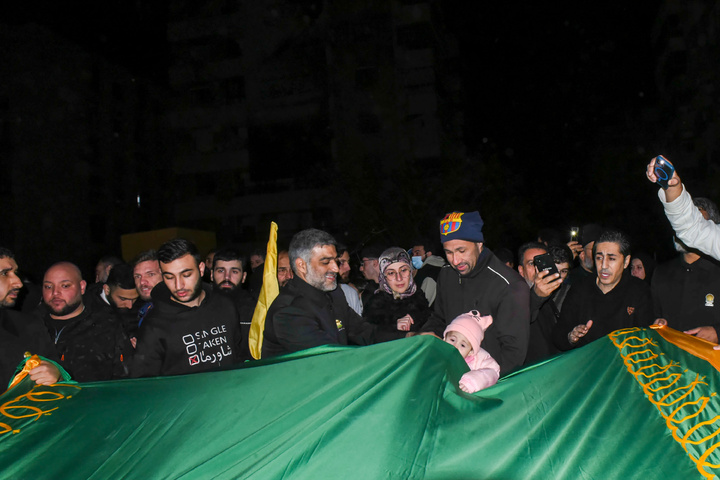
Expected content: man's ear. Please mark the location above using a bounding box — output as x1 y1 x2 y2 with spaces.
102 284 110 297
295 258 307 277
623 255 631 269
425 251 432 257
517 265 524 278
81 280 87 295
199 261 205 277
241 271 247 284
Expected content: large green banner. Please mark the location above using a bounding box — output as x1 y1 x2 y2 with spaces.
1 327 718 479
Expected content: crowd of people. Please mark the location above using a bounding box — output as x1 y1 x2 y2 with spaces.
3 156 720 395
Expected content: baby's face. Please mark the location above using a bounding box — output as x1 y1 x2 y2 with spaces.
444 331 473 358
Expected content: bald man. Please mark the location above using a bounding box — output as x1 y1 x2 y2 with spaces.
42 262 132 382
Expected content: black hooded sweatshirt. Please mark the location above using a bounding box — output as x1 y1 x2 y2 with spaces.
131 282 243 377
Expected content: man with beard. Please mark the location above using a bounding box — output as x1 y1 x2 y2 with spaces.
133 250 162 304
420 211 530 375
516 242 570 365
84 263 139 323
131 239 243 377
336 243 362 315
92 263 141 346
277 250 294 287
132 250 163 333
41 261 132 382
262 229 376 358
0 247 63 386
211 246 255 361
551 230 653 350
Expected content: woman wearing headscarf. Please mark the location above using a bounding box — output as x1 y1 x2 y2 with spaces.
630 251 656 285
363 247 431 342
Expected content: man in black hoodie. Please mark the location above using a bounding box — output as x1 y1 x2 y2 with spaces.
131 239 244 377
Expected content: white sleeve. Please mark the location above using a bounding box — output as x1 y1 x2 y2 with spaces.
420 277 437 306
660 186 720 260
340 284 363 316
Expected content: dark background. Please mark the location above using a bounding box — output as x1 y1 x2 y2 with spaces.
4 1 716 277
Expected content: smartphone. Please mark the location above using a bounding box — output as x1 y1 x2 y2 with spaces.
533 253 559 278
654 155 675 190
569 226 579 242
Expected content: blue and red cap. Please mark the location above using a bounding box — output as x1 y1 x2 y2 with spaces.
439 211 484 243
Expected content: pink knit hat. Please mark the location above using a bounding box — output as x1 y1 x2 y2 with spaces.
443 310 493 355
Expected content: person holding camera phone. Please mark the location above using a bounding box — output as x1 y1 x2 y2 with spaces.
647 156 720 346
647 155 720 261
517 242 571 364
517 242 563 299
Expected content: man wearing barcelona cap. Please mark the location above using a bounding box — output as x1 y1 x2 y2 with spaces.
422 211 530 375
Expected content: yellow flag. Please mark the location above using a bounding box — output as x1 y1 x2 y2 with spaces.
248 222 280 359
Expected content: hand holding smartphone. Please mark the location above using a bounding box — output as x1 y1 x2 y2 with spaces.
533 253 559 278
569 226 579 242
654 155 675 190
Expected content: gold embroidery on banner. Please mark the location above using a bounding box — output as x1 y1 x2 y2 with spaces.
610 328 720 479
0 384 80 436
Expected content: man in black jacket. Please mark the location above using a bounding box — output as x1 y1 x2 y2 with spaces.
131 239 244 377
262 229 376 358
518 243 571 365
211 246 255 361
0 247 61 387
421 211 530 375
83 263 140 339
41 261 132 382
652 198 720 343
552 230 653 350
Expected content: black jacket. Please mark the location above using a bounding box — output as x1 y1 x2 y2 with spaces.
363 290 430 341
524 283 570 365
82 288 141 337
214 286 257 362
552 273 653 350
422 248 530 375
1 309 58 386
262 277 376 358
131 282 243 377
652 255 720 337
43 305 132 382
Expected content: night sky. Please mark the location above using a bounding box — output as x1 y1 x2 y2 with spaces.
6 1 684 265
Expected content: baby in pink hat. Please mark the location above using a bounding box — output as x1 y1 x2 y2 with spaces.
444 310 500 393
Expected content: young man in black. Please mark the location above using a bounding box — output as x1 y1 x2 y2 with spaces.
131 239 244 377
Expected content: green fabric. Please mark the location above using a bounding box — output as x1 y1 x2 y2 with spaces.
0 329 716 479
